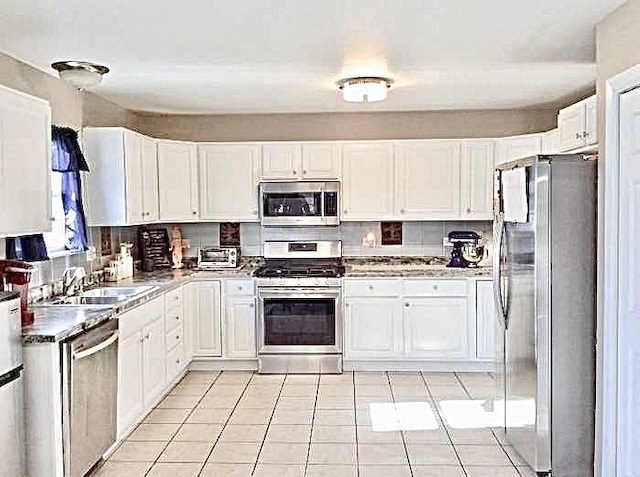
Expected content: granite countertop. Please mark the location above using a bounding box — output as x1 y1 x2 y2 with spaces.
23 256 489 344
343 256 492 278
24 260 262 344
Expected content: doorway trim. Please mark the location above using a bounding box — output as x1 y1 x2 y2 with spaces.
598 62 640 477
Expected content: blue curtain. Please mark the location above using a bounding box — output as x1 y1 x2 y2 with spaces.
6 236 49 262
51 126 90 251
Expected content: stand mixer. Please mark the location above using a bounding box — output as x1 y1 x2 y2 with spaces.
446 231 486 268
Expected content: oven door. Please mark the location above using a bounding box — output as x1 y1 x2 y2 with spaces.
257 287 342 354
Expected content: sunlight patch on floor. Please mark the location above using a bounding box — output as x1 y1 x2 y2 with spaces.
369 402 440 431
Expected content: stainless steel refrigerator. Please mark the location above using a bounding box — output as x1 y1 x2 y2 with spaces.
0 291 24 477
493 154 597 477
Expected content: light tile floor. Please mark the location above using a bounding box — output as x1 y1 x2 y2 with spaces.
94 371 536 477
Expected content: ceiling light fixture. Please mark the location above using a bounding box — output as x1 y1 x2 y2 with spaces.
51 61 110 90
337 76 393 103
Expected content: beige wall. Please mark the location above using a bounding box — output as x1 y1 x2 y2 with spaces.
133 109 557 142
0 51 132 128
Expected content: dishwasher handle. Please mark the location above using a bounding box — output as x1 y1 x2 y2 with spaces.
73 331 119 360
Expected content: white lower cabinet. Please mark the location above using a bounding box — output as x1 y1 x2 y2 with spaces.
185 281 222 357
224 296 257 358
344 278 491 363
403 297 469 359
117 296 166 437
476 279 497 360
344 297 403 360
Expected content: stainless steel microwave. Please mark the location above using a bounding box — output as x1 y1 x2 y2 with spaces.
260 181 340 226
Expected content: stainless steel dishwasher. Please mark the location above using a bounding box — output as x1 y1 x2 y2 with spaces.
61 319 118 477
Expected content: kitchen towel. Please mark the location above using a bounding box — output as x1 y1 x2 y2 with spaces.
501 167 528 223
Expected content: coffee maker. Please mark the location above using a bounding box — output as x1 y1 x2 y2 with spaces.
446 231 485 268
0 260 35 326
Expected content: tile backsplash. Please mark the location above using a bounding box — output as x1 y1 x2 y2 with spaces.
114 220 492 258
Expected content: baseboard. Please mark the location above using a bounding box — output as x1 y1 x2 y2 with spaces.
344 360 497 372
189 358 258 371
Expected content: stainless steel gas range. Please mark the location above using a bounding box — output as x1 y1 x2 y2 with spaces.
254 240 344 374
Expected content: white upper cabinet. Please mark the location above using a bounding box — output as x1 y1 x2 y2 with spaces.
395 141 461 220
261 143 301 180
541 128 560 154
460 140 495 220
157 140 199 222
261 142 340 180
84 127 158 226
0 85 51 237
342 142 395 221
495 133 543 165
558 95 597 152
301 143 340 179
199 143 260 222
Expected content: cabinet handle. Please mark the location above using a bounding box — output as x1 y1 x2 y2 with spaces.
343 210 348 214
139 337 145 343
145 333 150 341
175 315 180 321
575 132 581 139
433 285 438 290
466 207 471 213
238 286 242 291
293 170 297 175
368 285 373 290
302 170 307 175
50 216 55 221
192 211 197 215
176 335 180 340
252 210 258 215
405 302 410 307
175 359 180 364
400 209 405 214
345 302 350 308
583 131 589 138
249 303 254 308
174 296 179 301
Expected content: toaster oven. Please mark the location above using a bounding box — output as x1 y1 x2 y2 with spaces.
197 247 238 269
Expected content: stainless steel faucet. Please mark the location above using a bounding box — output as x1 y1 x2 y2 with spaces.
63 267 87 296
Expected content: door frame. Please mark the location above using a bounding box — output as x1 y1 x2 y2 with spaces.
598 62 640 477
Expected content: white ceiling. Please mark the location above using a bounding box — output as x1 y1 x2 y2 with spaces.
0 0 625 114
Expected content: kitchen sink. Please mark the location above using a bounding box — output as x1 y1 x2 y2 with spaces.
81 285 156 298
37 285 158 307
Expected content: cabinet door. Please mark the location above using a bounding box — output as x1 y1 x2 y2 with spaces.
0 87 51 236
395 141 461 220
342 143 395 221
541 128 560 154
193 281 222 357
558 102 586 152
157 141 199 221
584 95 597 146
142 315 166 403
476 280 496 361
123 131 144 224
224 297 257 358
141 136 159 222
117 331 144 437
199 144 260 221
460 140 494 219
261 143 301 180
344 297 402 359
301 143 340 179
495 134 543 165
403 297 469 359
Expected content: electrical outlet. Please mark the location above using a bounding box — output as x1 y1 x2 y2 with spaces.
86 246 97 262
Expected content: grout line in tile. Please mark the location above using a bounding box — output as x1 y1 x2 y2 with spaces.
452 371 475 399
250 374 289 476
303 375 321 476
352 371 360 477
189 372 256 477
420 371 468 477
385 371 414 477
141 371 222 477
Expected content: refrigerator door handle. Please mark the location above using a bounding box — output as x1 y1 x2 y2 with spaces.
493 212 508 329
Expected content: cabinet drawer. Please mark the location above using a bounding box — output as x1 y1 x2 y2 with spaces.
119 295 164 339
343 279 401 297
165 307 183 333
165 325 184 352
166 342 185 381
402 279 468 297
165 287 183 310
224 279 254 296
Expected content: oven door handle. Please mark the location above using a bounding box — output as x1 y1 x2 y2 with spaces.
258 288 341 296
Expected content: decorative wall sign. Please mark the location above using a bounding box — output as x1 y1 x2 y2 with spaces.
220 223 241 246
381 221 403 245
100 227 111 256
138 228 172 269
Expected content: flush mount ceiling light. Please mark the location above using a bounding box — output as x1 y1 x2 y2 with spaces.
337 76 393 103
51 61 110 90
